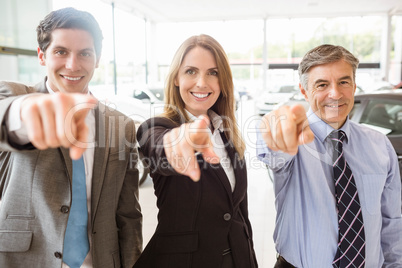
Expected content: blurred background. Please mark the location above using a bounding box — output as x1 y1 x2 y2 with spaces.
2 0 402 98
1 0 402 266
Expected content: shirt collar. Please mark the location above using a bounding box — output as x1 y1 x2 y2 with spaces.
45 80 55 94
45 80 91 96
307 107 351 143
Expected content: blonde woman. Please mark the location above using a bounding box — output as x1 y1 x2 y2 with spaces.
134 34 258 268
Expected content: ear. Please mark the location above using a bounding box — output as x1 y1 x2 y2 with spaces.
174 77 179 87
299 83 308 101
37 47 46 66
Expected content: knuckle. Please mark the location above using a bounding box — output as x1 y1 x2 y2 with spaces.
46 136 60 148
21 104 38 120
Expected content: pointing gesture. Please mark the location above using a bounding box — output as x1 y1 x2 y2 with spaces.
20 92 97 160
163 115 220 181
260 104 314 155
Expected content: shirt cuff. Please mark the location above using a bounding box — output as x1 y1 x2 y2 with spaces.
6 95 30 144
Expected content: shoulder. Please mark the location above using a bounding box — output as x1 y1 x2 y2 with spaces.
98 101 134 120
349 120 394 153
0 80 39 96
136 116 179 142
139 117 178 132
349 120 389 140
97 102 136 136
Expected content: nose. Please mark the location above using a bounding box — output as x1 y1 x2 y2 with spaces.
328 84 342 100
65 54 81 72
196 74 207 88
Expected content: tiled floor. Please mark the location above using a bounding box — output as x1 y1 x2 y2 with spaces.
138 99 277 267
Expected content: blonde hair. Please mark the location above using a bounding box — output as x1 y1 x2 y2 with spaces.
163 34 245 158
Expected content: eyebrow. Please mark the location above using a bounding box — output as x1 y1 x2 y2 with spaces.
182 66 218 72
313 79 329 86
51 46 95 52
338 75 353 81
313 76 353 85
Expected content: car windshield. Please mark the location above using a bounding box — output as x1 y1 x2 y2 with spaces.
278 85 298 93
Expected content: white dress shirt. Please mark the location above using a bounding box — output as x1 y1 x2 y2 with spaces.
6 83 95 268
186 110 236 191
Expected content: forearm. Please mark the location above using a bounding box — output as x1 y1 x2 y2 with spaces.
138 122 179 177
0 96 32 151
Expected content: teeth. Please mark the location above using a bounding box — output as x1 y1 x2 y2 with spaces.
192 93 209 98
64 76 82 81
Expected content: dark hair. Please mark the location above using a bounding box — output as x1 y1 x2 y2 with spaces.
298 44 359 90
36 7 103 57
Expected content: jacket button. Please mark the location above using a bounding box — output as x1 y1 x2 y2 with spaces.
223 213 231 221
60 206 69 213
54 252 63 259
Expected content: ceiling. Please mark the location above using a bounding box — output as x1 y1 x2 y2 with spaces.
102 0 402 23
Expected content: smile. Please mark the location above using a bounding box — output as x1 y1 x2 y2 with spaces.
62 75 83 81
191 92 211 99
326 103 344 108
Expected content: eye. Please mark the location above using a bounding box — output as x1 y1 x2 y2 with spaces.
185 69 196 75
81 52 91 57
340 81 350 86
55 50 66 56
209 70 218 76
316 83 327 90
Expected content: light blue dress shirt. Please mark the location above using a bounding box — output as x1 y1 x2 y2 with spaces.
256 108 402 267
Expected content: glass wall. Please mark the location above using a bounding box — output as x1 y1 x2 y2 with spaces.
390 15 402 86
154 16 391 96
2 0 401 94
0 0 49 83
264 16 386 92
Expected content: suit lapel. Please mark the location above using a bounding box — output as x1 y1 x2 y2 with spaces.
219 131 247 207
211 158 233 199
59 147 72 182
91 103 110 224
34 77 52 94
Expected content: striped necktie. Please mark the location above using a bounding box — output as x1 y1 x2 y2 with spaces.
329 130 365 268
63 156 90 268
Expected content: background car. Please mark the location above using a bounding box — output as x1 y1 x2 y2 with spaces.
350 89 402 175
133 86 164 104
255 84 299 116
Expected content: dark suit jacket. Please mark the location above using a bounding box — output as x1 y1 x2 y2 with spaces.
0 78 142 268
134 117 258 268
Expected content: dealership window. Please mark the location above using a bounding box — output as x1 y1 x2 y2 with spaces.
0 0 49 83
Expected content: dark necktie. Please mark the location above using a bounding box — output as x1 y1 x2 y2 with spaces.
329 130 365 268
63 156 90 268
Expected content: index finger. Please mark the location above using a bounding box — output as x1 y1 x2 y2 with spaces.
290 104 308 125
278 106 299 154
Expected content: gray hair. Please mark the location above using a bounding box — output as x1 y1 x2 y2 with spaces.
298 44 359 90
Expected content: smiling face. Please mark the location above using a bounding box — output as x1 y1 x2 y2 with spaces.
300 60 356 129
38 28 99 94
174 46 221 117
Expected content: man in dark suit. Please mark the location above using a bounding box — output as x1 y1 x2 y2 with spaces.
0 7 142 267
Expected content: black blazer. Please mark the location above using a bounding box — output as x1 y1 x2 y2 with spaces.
134 117 258 268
